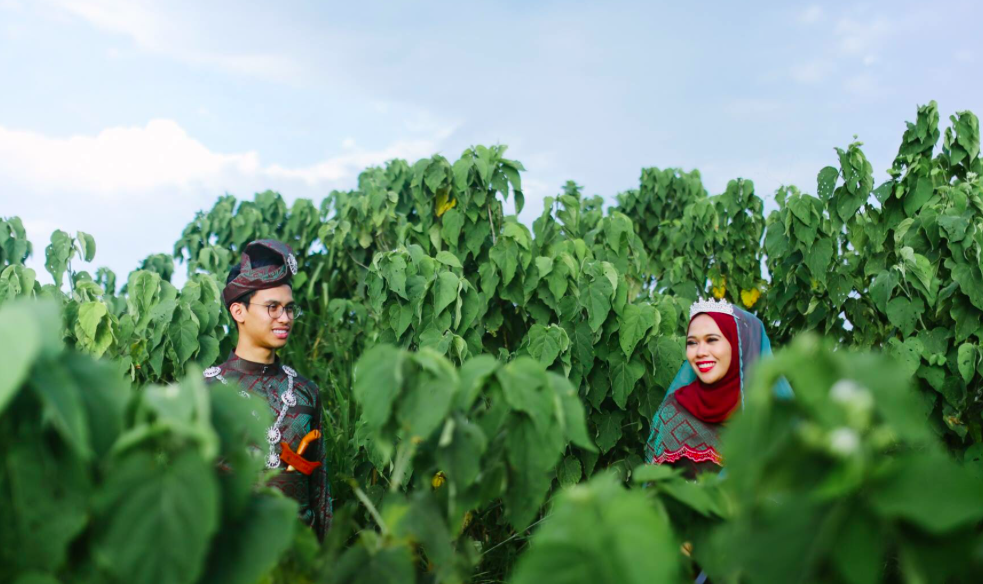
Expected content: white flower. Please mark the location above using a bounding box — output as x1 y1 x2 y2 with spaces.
829 427 860 456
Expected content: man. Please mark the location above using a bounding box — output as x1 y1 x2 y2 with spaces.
202 239 332 540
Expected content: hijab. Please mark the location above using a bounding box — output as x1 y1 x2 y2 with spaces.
673 311 742 423
644 304 792 468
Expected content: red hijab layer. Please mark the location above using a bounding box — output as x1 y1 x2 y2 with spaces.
674 311 741 423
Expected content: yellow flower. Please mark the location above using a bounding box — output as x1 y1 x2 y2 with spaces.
436 188 457 217
432 471 446 489
711 275 726 299
740 288 761 308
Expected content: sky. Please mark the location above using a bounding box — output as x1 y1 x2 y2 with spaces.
1 0 981 288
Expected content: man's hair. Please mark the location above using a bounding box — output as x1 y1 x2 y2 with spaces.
226 247 292 322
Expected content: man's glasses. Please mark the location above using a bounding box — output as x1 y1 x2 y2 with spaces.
245 302 303 320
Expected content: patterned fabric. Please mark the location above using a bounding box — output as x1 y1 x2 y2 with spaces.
645 307 792 473
204 352 332 539
222 239 298 306
646 393 723 466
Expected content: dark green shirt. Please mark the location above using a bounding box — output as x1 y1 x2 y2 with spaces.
205 352 332 539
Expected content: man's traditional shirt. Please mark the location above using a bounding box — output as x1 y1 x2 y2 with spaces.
204 352 332 539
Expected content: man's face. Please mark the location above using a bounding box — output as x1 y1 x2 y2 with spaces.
231 285 295 349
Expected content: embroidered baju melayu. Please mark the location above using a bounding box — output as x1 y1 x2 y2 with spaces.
645 302 791 477
207 238 332 539
205 353 333 539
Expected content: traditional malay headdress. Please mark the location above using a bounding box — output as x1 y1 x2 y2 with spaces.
223 239 299 307
644 298 792 469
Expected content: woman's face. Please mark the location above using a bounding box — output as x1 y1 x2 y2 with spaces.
686 314 733 384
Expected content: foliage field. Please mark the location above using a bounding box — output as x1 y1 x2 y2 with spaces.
2 101 983 583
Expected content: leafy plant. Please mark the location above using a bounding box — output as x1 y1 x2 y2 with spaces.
0 300 299 584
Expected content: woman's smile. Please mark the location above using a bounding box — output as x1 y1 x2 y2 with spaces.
696 360 716 373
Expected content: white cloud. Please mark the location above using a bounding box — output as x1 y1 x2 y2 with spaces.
843 73 878 98
723 98 787 116
955 49 975 63
833 17 894 60
791 59 836 84
0 118 452 198
798 5 824 24
45 0 303 81
2 118 457 286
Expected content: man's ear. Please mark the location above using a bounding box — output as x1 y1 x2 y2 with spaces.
229 302 247 325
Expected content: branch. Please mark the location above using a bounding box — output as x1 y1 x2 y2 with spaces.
488 205 497 245
350 482 389 536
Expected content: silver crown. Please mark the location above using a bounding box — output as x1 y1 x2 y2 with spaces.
286 253 298 275
689 297 735 319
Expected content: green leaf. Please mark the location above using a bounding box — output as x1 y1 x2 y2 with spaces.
95 450 219 584
434 271 460 315
527 324 568 367
198 494 298 584
0 300 44 416
948 259 983 311
440 208 464 246
127 270 162 330
957 343 977 384
354 345 404 431
489 239 519 285
903 175 934 216
904 252 938 306
608 352 645 409
585 279 613 333
75 301 113 358
435 250 463 269
505 417 562 530
397 350 457 439
872 453 983 534
887 337 923 378
168 306 200 365
618 303 658 358
510 473 680 584
534 255 553 277
196 335 220 368
3 431 90 575
816 166 838 201
498 358 553 433
869 270 898 314
886 296 924 337
438 417 488 489
381 255 408 299
333 543 415 584
549 373 596 451
831 511 883 584
13 574 62 584
44 230 73 288
76 231 97 262
30 361 91 458
594 410 625 454
557 455 583 487
805 237 833 285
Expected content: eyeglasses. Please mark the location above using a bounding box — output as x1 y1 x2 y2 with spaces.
245 302 303 320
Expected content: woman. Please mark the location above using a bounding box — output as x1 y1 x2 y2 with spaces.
645 297 790 477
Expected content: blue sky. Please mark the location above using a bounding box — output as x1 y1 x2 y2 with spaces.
2 0 981 287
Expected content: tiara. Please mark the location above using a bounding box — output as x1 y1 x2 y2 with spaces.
689 297 734 319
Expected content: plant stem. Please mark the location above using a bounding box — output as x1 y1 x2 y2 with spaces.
488 206 497 245
351 482 389 536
